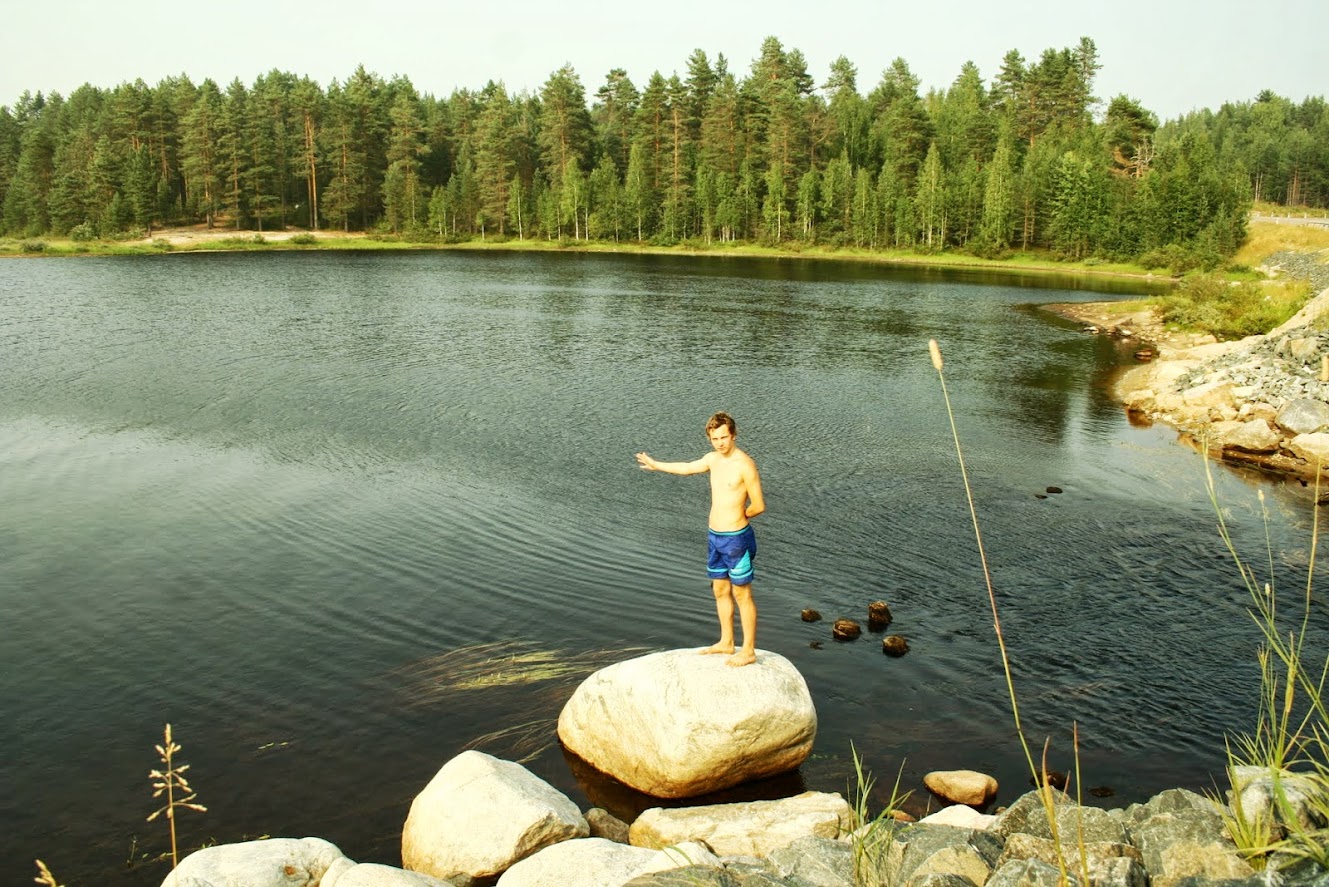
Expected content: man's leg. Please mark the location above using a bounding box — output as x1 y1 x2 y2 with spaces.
701 578 736 655
727 582 757 667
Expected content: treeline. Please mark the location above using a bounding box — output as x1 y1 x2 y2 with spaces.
0 36 1325 267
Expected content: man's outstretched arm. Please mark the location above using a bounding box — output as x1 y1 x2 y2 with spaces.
636 452 710 475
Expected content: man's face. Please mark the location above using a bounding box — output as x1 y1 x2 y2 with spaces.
708 425 734 455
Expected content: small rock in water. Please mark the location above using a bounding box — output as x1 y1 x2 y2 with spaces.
1029 770 1069 791
832 619 862 641
1089 785 1115 798
809 641 823 650
867 600 892 629
1035 493 1048 499
800 608 822 622
882 635 910 656
1046 486 1063 494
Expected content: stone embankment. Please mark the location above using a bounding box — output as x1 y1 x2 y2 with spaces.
1113 282 1329 483
1059 247 1328 485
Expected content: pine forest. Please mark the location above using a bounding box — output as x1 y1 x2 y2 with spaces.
2 36 1326 269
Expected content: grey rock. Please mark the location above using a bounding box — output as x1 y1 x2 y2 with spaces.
587 807 631 844
623 866 742 886
1276 398 1329 435
1130 809 1255 887
987 857 1079 887
882 823 996 887
1013 804 1128 845
995 833 1142 872
908 875 979 887
1230 765 1329 836
1086 856 1148 887
993 790 1077 839
767 836 854 887
1270 854 1329 887
1121 788 1222 826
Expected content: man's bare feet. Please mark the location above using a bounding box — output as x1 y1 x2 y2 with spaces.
726 649 757 667
700 642 735 655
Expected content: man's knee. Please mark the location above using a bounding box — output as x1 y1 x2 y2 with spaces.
732 582 753 601
712 578 732 597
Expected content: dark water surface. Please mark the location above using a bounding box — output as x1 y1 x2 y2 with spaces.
2 250 1325 884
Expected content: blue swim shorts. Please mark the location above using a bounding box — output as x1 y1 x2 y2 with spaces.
707 525 757 586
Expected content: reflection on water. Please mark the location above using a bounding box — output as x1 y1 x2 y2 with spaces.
0 251 1320 885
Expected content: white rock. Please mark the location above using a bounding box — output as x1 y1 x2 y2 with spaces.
920 804 999 830
165 837 345 887
923 769 998 806
1221 419 1281 453
495 838 717 887
629 791 851 857
326 862 455 886
557 648 816 798
401 750 588 882
1288 432 1329 467
1181 379 1236 410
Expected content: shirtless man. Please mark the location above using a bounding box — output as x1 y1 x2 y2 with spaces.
635 412 765 667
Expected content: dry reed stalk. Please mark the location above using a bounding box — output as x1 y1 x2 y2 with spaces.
147 723 207 875
930 338 1071 883
33 859 64 887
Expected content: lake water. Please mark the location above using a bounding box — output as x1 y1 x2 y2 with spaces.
2 250 1325 885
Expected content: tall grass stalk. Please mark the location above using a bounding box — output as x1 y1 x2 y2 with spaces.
147 723 207 876
929 339 1071 883
1203 458 1329 867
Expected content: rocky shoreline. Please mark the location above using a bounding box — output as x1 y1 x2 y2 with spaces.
157 647 1329 887
161 754 1325 887
1050 281 1329 490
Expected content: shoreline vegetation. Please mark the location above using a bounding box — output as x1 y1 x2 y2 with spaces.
0 221 1169 285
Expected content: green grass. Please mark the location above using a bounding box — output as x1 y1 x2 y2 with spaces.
1204 461 1329 870
846 742 910 885
1158 272 1311 340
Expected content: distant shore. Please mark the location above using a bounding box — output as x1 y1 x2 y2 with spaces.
0 224 1177 290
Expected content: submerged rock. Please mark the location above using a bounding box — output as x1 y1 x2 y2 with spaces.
832 618 862 640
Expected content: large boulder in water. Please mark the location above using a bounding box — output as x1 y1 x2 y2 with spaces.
557 648 816 798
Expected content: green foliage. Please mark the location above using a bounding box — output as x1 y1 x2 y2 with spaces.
288 232 316 245
68 221 96 242
19 238 46 252
1160 272 1305 339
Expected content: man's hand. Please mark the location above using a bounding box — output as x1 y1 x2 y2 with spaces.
635 452 657 471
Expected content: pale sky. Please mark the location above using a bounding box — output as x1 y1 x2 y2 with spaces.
2 0 1323 122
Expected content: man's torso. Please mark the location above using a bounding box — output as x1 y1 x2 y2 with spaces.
707 449 753 532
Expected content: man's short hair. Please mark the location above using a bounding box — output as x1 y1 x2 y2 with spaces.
706 412 737 436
